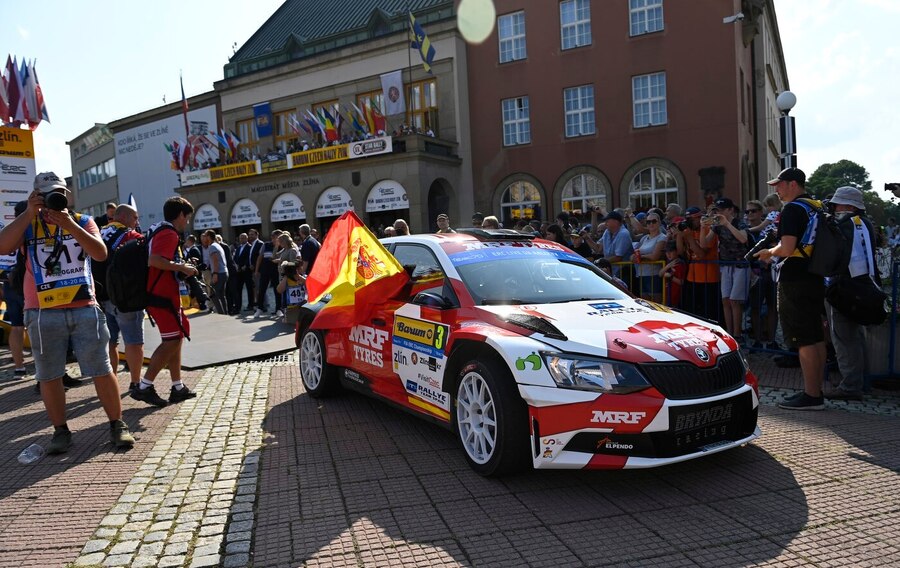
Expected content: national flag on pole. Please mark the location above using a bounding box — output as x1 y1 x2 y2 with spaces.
320 107 338 142
362 99 376 134
346 104 366 134
180 72 190 138
370 101 387 133
29 60 49 123
349 102 369 133
6 56 23 125
306 211 409 330
333 104 345 136
0 70 9 124
409 12 436 74
19 60 39 129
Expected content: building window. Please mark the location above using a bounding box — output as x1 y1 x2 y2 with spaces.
76 157 116 191
561 173 608 213
501 180 542 223
560 0 591 50
629 0 664 36
407 79 438 132
274 110 299 153
563 85 595 138
498 11 527 63
632 72 667 128
628 166 678 210
502 97 531 146
236 118 259 159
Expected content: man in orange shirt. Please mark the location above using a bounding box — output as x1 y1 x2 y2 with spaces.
676 206 722 323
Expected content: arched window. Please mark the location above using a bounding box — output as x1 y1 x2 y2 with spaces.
561 174 608 214
628 166 678 210
500 181 542 224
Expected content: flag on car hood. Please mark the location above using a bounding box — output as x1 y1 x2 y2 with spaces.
306 211 408 329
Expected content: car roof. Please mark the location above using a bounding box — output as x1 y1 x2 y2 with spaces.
382 228 537 246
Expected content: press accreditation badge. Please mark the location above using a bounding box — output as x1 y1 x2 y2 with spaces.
26 215 93 308
286 284 307 306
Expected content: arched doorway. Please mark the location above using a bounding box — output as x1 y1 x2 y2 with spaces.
192 203 222 239
230 198 262 241
315 186 353 237
270 192 306 237
427 179 452 232
365 179 409 236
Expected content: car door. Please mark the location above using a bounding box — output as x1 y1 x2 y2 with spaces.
383 243 459 422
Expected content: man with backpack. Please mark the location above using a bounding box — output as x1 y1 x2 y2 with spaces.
824 187 882 401
131 197 199 408
756 167 827 410
0 173 134 453
97 204 144 394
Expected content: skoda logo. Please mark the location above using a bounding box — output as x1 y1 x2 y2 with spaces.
695 347 710 362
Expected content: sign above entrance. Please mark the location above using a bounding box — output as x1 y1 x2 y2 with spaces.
315 187 353 218
365 180 409 212
193 203 222 230
231 198 261 226
271 192 306 222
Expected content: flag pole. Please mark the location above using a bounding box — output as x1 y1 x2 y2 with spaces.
180 70 190 141
404 1 414 134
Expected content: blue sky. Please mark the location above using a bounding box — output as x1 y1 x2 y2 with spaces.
5 0 898 200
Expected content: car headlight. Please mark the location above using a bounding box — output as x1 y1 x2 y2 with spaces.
542 352 651 394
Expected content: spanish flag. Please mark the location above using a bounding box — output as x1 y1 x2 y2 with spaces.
306 211 409 329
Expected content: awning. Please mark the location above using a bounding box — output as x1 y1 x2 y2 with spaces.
365 179 409 212
193 203 222 230
315 187 353 218
230 198 261 226
270 192 306 222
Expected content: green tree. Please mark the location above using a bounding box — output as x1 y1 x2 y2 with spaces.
805 159 873 198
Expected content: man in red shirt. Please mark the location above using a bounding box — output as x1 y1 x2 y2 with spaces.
131 197 199 408
0 172 134 454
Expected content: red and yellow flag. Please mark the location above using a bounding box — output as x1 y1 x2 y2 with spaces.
306 211 409 329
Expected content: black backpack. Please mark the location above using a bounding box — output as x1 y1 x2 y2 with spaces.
106 226 173 312
793 198 853 277
93 226 129 302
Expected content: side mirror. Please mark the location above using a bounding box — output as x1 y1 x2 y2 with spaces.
412 291 449 309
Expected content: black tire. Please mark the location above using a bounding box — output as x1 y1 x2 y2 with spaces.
453 356 530 476
298 328 339 397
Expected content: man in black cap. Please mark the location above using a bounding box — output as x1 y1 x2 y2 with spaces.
755 167 827 410
471 211 485 228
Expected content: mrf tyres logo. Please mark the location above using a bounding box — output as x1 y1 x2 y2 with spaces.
348 325 389 366
674 402 733 433
590 410 646 425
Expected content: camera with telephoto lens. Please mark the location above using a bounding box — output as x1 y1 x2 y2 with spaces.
177 264 210 304
39 187 68 212
677 220 690 231
744 231 777 261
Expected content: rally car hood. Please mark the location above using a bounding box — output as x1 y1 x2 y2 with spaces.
478 298 735 366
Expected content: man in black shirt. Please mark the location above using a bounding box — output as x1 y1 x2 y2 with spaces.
755 167 826 410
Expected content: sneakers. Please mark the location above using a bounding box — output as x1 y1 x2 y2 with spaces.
169 385 197 403
110 420 135 448
778 392 825 411
253 309 263 318
131 384 168 407
62 373 83 388
826 390 864 402
127 383 139 396
47 429 73 455
14 368 27 379
274 310 284 318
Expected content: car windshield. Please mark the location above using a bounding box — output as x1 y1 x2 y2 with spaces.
447 241 629 305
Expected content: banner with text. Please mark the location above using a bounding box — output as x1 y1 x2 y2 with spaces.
0 127 36 270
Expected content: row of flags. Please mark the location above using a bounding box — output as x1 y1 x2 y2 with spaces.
288 100 387 142
165 129 241 171
1 55 49 130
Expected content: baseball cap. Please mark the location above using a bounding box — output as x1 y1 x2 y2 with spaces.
713 197 734 210
472 211 484 221
829 186 866 210
767 167 806 186
635 212 647 221
436 213 449 221
603 211 624 222
34 171 68 193
685 206 703 217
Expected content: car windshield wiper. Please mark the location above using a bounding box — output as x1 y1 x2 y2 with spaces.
549 297 615 304
482 298 526 305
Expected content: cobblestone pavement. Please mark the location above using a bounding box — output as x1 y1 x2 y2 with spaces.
1 349 899 567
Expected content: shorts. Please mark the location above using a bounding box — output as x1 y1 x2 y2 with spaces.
2 281 25 326
749 268 776 308
720 265 749 302
24 305 112 381
102 300 145 345
778 279 825 348
146 304 190 341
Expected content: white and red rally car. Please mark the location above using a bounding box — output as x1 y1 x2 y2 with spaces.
296 229 760 476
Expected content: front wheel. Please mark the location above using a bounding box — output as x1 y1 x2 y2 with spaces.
454 357 529 476
299 328 339 397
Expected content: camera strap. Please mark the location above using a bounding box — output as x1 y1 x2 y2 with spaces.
32 215 63 270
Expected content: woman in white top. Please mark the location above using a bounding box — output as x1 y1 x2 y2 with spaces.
631 211 668 302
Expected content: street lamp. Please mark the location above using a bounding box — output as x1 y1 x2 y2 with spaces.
776 90 797 169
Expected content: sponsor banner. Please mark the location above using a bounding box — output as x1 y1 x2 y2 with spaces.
209 161 259 182
270 192 306 222
392 315 449 358
253 102 273 138
289 144 350 169
231 198 261 226
193 203 222 230
365 179 409 213
348 136 392 159
261 158 288 173
315 187 353 218
180 169 211 187
0 127 36 270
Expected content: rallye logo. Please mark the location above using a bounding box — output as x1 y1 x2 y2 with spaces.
405 380 448 406
590 410 647 424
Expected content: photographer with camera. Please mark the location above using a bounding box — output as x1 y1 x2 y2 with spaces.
132 197 200 408
0 172 135 453
700 197 750 345
97 204 145 393
676 206 722 324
